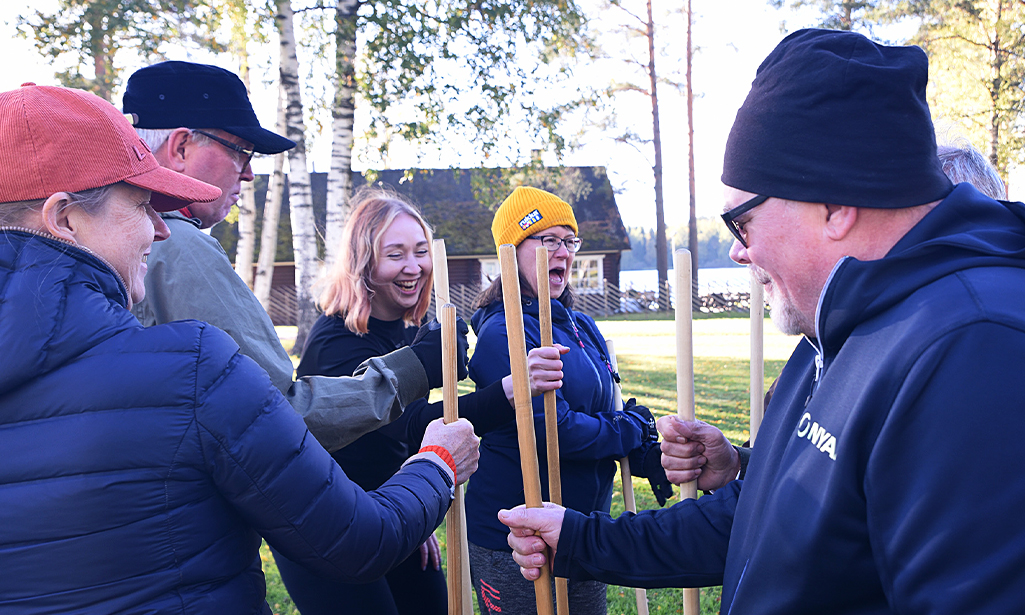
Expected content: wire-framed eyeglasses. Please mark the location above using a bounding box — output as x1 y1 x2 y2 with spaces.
528 234 583 253
192 130 255 171
720 194 770 248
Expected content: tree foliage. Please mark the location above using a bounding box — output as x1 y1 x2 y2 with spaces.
770 0 881 30
17 0 220 100
898 0 1025 177
771 0 1025 180
622 220 737 271
290 0 592 166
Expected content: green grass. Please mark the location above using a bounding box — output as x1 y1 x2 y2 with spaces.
264 317 795 614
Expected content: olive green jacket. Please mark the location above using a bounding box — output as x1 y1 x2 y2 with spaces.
132 212 427 452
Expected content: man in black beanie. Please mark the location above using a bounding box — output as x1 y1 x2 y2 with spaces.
499 28 1025 614
122 61 464 452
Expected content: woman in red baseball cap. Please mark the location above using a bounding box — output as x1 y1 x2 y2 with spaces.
0 84 480 613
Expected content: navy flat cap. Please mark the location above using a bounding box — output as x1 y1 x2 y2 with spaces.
123 61 294 155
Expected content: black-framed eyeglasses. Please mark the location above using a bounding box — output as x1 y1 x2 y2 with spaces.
528 234 583 253
192 129 255 170
720 194 770 248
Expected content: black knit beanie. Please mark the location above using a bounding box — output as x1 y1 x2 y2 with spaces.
722 28 953 208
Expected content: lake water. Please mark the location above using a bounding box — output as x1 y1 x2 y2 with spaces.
620 267 753 295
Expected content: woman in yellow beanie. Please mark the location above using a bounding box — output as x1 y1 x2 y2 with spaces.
465 186 673 614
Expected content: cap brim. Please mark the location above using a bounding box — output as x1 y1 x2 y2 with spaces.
224 125 295 155
125 165 222 212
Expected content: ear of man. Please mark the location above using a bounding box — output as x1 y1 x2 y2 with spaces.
822 203 859 242
158 128 193 172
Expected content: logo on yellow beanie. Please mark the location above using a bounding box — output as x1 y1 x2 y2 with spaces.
518 209 543 230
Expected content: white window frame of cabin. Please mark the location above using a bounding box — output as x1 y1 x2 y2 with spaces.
480 259 502 285
571 254 604 293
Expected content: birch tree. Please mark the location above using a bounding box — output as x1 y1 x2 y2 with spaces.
323 0 359 268
277 0 319 350
216 0 266 287
255 87 289 311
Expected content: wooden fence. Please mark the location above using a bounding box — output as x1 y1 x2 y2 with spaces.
267 280 753 325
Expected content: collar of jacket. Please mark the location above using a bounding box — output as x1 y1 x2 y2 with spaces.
160 209 202 228
0 226 130 305
814 183 1025 356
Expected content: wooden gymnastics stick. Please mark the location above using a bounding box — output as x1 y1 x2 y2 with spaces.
433 239 473 615
606 338 649 615
535 246 569 615
674 249 700 615
749 270 765 444
500 244 555 615
433 239 450 308
440 304 470 615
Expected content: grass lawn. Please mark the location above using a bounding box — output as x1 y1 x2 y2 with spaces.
267 317 799 614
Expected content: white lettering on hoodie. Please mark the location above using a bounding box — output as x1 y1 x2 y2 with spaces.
796 412 837 461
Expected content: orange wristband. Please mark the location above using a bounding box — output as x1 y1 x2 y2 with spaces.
419 445 456 484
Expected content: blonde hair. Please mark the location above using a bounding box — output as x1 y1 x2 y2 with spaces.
317 187 434 334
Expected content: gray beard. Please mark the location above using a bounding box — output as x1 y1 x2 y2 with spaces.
766 286 815 337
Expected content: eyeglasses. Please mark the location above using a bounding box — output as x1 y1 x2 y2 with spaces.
720 194 770 248
192 130 255 171
529 234 583 253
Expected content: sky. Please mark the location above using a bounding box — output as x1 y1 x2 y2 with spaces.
2 1 1021 229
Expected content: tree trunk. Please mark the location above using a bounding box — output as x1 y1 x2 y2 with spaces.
987 2 1004 174
324 0 359 268
254 86 288 311
235 49 257 288
685 0 699 305
646 0 669 311
87 9 112 101
277 0 319 351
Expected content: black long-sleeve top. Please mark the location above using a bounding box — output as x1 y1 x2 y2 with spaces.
297 314 513 491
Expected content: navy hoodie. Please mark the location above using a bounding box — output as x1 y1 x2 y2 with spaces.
554 184 1025 614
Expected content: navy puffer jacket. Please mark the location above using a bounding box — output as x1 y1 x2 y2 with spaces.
0 230 452 614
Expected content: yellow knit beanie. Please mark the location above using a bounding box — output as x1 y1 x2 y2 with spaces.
491 186 578 252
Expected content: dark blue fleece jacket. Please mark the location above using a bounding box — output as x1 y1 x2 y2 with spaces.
554 184 1025 614
0 230 452 614
467 295 650 550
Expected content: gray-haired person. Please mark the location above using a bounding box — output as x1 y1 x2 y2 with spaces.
122 61 467 452
937 139 1007 200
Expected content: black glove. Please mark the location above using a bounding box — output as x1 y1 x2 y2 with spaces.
623 398 657 443
410 317 469 389
641 442 674 507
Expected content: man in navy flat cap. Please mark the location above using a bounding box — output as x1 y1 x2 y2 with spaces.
500 29 1025 614
124 61 457 452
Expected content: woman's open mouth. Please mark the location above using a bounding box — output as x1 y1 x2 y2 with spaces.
395 279 419 294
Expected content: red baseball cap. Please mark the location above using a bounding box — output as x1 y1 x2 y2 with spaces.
0 83 220 212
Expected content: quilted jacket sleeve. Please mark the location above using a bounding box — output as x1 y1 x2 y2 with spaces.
191 325 451 582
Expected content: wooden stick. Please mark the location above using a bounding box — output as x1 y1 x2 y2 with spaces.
674 249 700 615
500 244 555 615
440 304 467 615
434 242 472 614
433 238 450 308
749 270 765 444
535 246 569 615
606 338 649 615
